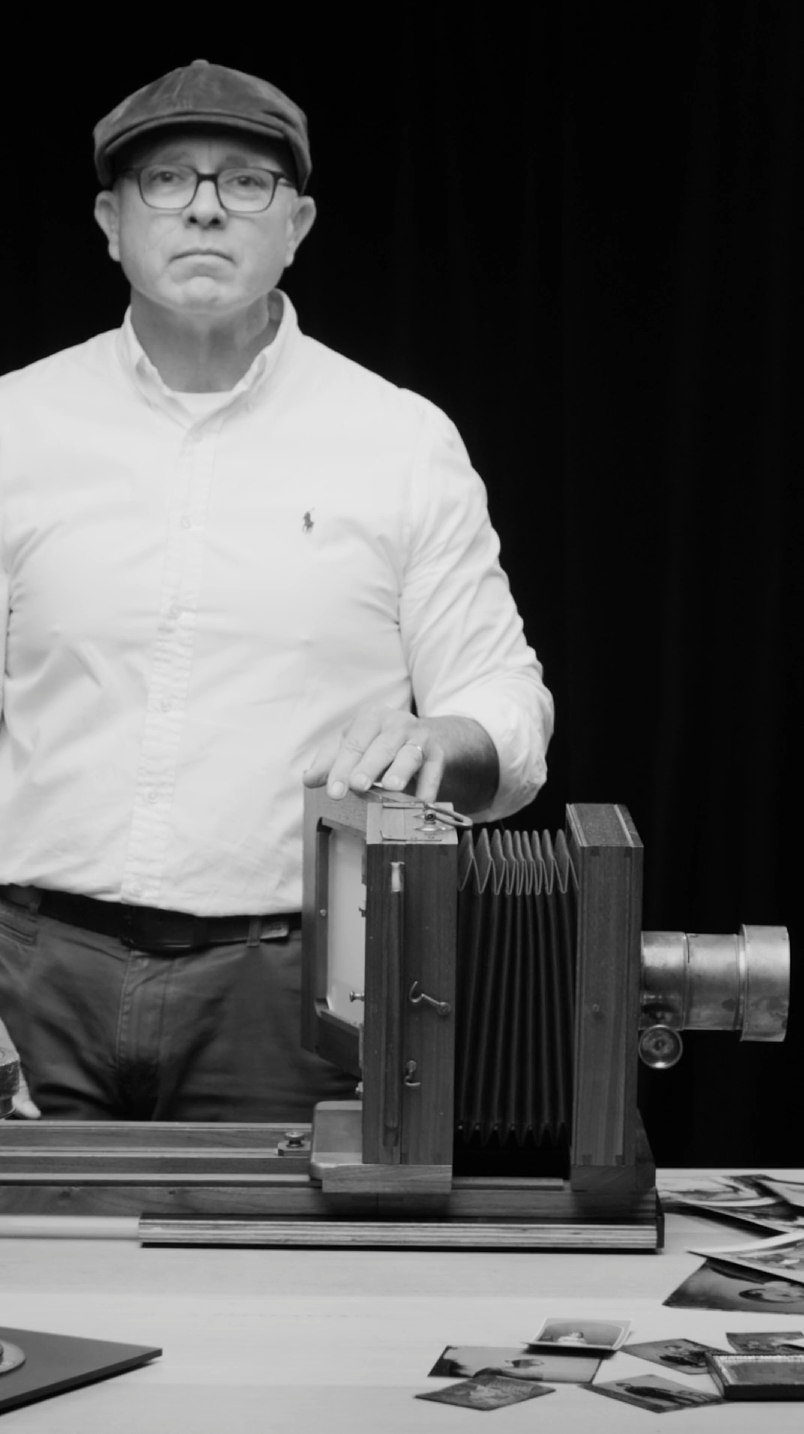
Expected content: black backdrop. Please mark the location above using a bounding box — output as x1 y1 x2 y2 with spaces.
1 3 801 1165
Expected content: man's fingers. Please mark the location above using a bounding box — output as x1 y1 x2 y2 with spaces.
324 710 388 797
413 752 445 805
0 1021 41 1120
12 1085 41 1120
305 709 444 803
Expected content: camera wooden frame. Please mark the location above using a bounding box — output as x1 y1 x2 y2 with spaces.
0 795 661 1248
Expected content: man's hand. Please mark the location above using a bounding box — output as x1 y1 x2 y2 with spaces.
0 1016 41 1119
303 707 500 813
303 707 444 804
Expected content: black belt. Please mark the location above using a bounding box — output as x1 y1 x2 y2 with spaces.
0 884 301 954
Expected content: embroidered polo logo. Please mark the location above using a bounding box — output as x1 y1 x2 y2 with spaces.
302 509 315 534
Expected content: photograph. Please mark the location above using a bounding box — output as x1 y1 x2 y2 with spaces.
428 1346 600 1383
529 1318 630 1351
706 1354 804 1401
727 1331 804 1355
682 1200 804 1235
623 1337 726 1373
657 1176 760 1204
755 1181 804 1214
664 1260 804 1314
658 1176 777 1209
586 1375 723 1414
416 1376 554 1410
689 1233 804 1285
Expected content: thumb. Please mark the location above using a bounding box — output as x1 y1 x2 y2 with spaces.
12 1075 41 1120
1 1022 40 1118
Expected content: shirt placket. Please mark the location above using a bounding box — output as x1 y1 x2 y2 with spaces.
119 418 221 905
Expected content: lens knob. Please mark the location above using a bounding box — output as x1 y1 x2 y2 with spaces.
638 1024 684 1069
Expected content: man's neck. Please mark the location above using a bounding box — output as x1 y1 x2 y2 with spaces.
130 291 283 392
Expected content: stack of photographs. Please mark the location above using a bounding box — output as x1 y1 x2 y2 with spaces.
688 1232 804 1287
659 1173 804 1236
705 1353 804 1401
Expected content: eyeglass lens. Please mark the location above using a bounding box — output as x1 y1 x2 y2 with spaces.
138 165 279 212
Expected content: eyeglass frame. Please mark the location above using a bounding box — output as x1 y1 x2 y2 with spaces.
120 164 297 214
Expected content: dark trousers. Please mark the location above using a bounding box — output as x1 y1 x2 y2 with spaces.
0 895 356 1121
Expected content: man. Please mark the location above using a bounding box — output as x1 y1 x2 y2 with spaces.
0 61 552 1122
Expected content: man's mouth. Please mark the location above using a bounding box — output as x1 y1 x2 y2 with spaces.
174 249 230 260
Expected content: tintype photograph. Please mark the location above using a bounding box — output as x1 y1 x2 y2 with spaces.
664 1260 804 1314
429 1346 600 1383
690 1233 804 1285
623 1337 725 1373
706 1353 804 1400
416 1375 554 1410
727 1331 804 1355
587 1374 723 1414
529 1318 630 1351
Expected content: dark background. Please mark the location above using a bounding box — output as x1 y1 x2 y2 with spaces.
1 3 801 1165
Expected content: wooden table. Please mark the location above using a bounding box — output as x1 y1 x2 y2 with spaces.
0 1172 802 1432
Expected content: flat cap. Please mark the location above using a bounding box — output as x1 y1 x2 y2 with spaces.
93 59 311 190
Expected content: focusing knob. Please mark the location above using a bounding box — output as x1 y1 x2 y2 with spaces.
638 1024 684 1070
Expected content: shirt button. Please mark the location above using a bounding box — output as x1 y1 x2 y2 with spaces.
168 605 180 620
160 696 173 711
129 881 143 897
180 515 192 530
147 789 159 804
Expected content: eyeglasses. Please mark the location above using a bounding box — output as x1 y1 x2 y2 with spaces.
123 164 296 214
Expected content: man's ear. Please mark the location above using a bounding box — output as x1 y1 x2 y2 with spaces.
94 190 121 262
284 195 317 268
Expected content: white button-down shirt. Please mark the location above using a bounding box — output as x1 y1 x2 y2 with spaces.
0 294 553 915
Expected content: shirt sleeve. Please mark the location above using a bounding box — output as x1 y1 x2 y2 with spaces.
399 400 554 822
0 452 7 722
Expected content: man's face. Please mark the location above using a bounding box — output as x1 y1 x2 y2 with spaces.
94 128 316 319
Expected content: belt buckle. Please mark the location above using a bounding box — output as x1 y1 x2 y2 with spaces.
121 906 195 953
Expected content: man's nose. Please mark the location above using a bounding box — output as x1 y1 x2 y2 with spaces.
185 177 227 224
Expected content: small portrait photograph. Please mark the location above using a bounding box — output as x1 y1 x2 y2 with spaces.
529 1318 630 1351
727 1331 804 1355
624 1337 725 1373
429 1346 600 1383
665 1259 804 1314
587 1374 723 1414
416 1375 554 1410
689 1233 804 1285
707 1353 804 1400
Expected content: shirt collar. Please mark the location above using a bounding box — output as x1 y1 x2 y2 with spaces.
117 290 298 417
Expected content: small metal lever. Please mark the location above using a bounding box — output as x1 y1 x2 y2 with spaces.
409 981 451 1016
403 1059 421 1087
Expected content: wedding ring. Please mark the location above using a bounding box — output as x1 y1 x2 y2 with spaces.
406 742 425 761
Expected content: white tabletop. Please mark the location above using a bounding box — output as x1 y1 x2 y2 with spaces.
0 1171 802 1432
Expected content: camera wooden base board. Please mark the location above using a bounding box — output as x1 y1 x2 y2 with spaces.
137 1211 661 1249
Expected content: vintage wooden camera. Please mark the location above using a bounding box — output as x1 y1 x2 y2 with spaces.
0 788 788 1248
300 787 789 1249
